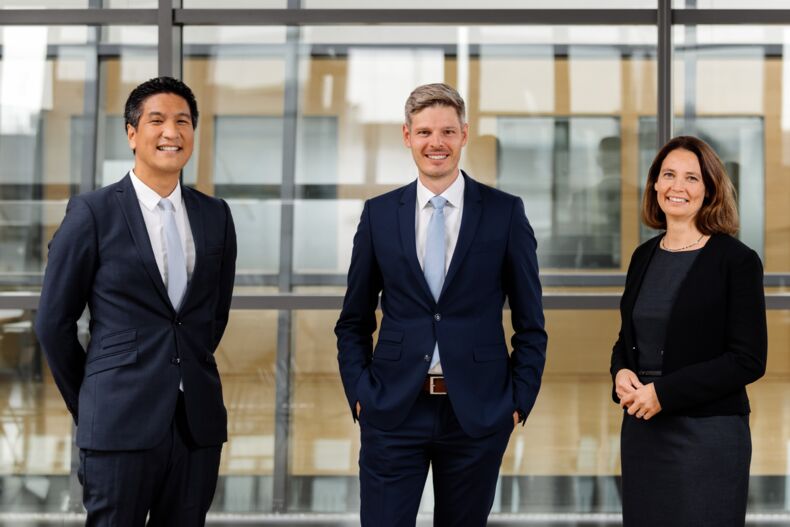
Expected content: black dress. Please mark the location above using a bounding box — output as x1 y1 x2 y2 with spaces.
621 248 751 527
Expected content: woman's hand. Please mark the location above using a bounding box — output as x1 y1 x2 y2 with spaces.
614 368 643 401
620 383 662 420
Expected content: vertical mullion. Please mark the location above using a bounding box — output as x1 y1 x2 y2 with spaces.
159 0 182 79
657 0 673 148
273 0 302 513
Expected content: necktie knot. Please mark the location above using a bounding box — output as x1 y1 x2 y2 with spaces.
430 196 447 212
158 198 175 212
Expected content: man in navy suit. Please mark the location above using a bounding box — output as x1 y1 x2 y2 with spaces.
35 77 236 526
335 83 547 526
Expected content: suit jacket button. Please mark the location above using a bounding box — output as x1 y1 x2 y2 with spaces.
171 357 181 365
434 313 441 321
424 355 431 362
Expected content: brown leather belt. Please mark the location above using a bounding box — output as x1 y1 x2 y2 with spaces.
422 375 447 395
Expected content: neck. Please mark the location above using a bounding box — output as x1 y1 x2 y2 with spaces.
419 170 460 196
664 219 701 245
134 167 180 198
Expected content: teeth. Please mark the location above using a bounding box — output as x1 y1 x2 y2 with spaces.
668 196 687 203
427 154 448 160
158 146 179 151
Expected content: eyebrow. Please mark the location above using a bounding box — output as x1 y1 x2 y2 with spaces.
146 111 191 119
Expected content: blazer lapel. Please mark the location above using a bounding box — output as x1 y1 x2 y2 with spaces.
115 174 171 311
180 186 204 311
398 181 436 303
440 172 482 298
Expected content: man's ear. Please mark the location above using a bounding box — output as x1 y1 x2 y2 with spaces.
127 123 137 153
402 123 411 148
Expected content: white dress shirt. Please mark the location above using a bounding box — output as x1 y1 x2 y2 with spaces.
129 169 196 285
415 171 465 374
129 170 195 392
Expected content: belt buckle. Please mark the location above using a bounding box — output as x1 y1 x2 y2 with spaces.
429 376 446 395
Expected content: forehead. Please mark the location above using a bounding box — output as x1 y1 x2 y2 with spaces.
409 104 462 127
140 92 191 115
661 148 700 169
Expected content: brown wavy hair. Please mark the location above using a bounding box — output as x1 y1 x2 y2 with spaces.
641 135 739 235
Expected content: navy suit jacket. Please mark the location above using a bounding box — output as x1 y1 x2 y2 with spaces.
35 174 236 450
335 173 547 438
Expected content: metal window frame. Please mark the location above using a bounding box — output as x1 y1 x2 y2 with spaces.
3 1 790 514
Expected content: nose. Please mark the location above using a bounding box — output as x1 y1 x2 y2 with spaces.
429 131 444 148
161 120 179 139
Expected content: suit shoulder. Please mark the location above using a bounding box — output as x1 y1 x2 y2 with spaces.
473 179 519 204
366 183 412 208
183 185 230 212
710 233 761 265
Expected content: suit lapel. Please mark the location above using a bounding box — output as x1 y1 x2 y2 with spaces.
398 181 436 303
115 174 171 311
440 172 482 298
180 186 204 311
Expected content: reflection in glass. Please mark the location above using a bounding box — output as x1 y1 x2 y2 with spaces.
499 117 622 269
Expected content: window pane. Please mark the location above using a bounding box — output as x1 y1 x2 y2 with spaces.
672 25 790 272
0 26 156 284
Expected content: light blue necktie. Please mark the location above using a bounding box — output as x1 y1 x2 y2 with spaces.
424 196 447 369
158 198 187 311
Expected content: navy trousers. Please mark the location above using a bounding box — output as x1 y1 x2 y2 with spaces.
359 391 513 527
78 394 222 527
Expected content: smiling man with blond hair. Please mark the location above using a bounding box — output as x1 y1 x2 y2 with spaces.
336 82 547 526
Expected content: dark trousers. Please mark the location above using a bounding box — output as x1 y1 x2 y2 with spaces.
359 392 512 527
78 394 222 527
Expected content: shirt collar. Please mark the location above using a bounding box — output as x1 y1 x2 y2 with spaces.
416 170 465 209
129 169 183 213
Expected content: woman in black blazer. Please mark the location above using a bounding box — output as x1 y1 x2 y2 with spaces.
610 136 767 527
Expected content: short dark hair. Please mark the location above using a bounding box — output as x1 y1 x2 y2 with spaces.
124 76 199 132
404 83 465 127
642 135 739 235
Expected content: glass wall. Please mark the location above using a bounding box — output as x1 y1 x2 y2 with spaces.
0 4 789 523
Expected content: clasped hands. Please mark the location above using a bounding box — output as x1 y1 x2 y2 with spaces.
615 369 662 420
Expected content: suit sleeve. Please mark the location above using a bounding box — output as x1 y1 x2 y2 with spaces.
212 199 237 351
335 200 383 419
34 196 98 422
609 248 640 403
653 248 767 412
504 197 548 421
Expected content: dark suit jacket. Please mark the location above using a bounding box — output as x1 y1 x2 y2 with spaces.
335 173 547 439
35 174 237 450
610 233 767 416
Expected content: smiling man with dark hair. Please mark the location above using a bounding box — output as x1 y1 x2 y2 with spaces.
36 76 236 526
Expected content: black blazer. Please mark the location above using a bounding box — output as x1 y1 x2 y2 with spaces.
35 174 237 450
610 233 767 416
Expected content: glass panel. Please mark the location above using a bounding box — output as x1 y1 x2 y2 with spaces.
289 307 790 514
183 27 287 281
281 25 656 278
672 25 790 272
212 309 278 513
0 26 156 286
499 117 622 269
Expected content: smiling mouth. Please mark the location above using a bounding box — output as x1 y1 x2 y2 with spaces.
427 154 449 160
157 146 181 152
666 196 689 203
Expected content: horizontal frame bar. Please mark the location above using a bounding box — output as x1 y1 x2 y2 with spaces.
173 9 657 26
2 8 790 27
0 9 158 25
2 292 788 310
